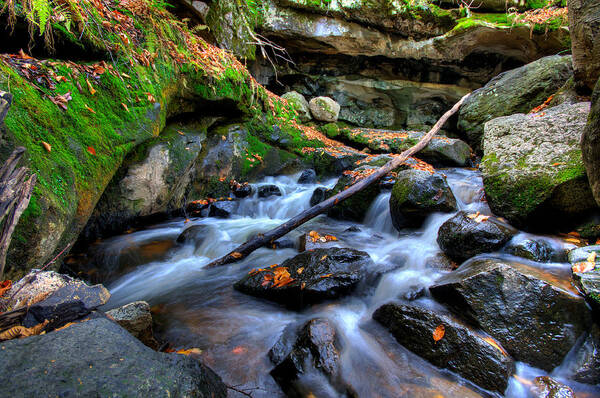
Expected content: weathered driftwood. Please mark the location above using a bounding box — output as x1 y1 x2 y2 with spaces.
0 147 37 278
205 93 471 268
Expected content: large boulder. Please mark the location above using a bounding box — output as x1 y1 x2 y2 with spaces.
480 102 597 229
282 91 312 122
390 168 457 230
373 303 514 393
437 211 517 262
270 318 354 397
568 0 600 91
582 78 600 206
327 167 381 222
429 259 592 370
0 317 227 397
309 96 340 122
234 248 373 309
458 55 573 151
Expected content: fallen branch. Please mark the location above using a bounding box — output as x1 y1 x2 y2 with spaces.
205 93 471 268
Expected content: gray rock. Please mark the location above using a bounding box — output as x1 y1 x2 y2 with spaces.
310 186 328 206
458 55 573 151
437 211 517 262
504 237 562 263
298 232 341 252
582 78 600 206
565 324 600 385
309 96 340 122
258 184 282 198
208 200 236 218
0 317 226 397
191 1 209 21
0 91 12 124
430 258 592 370
531 376 576 398
480 102 596 228
107 301 159 349
390 168 457 230
282 91 311 122
569 0 600 91
297 168 317 184
234 248 373 309
373 302 514 393
567 245 600 264
327 167 381 222
177 224 209 245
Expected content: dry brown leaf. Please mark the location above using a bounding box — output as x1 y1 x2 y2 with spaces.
0 319 49 341
85 104 96 114
0 280 12 297
176 347 202 356
41 141 51 152
86 78 96 95
297 267 304 274
230 252 243 259
572 261 595 273
320 273 333 278
433 324 445 343
121 103 129 112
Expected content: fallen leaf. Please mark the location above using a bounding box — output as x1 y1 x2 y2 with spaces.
86 78 96 95
0 280 11 297
176 347 202 355
324 235 337 241
85 105 96 114
572 261 595 273
87 146 96 156
433 324 445 343
565 237 581 244
301 282 306 290
41 141 51 152
320 255 327 261
232 346 247 355
320 273 333 278
121 103 129 112
587 252 597 263
231 252 243 259
0 319 49 341
177 130 185 136
297 267 304 274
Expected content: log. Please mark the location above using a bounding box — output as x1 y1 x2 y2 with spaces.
205 93 471 268
0 147 37 278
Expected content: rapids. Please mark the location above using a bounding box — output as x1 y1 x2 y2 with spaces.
88 170 599 398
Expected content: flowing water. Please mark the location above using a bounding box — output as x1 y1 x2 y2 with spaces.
84 169 599 398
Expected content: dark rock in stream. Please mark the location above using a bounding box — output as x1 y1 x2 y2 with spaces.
272 237 295 249
298 232 342 252
390 168 457 230
0 317 227 397
234 248 373 309
565 323 600 385
231 182 252 198
504 238 563 263
568 245 600 311
531 376 576 398
310 187 329 206
297 169 317 184
208 200 236 218
437 211 517 262
270 318 356 398
429 258 592 370
258 184 282 198
373 302 514 394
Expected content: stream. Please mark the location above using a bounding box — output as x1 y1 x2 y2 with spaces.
85 169 599 398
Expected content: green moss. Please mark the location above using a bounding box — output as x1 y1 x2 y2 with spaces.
320 123 340 138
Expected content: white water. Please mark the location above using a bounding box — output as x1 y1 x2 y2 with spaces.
91 170 595 398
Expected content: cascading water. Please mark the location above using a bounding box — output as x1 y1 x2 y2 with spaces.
90 170 599 398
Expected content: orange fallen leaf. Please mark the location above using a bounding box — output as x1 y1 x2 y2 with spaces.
297 267 304 274
87 146 96 156
320 273 333 278
0 280 12 297
572 261 595 273
41 141 51 152
587 252 597 263
232 346 247 355
324 235 338 241
85 105 96 114
176 347 202 356
177 130 185 136
320 255 327 261
231 252 243 259
433 324 445 342
565 238 581 244
301 282 306 290
121 103 129 112
86 78 96 95
482 336 508 356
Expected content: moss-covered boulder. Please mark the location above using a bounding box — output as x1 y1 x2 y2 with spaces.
327 166 381 222
458 55 573 151
309 96 340 122
389 168 457 230
281 91 311 122
480 102 597 229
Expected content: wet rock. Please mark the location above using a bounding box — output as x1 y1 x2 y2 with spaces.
481 102 595 229
430 258 592 370
234 248 373 309
270 318 353 397
282 91 311 122
272 237 295 250
0 91 12 124
568 245 600 310
231 182 252 198
582 78 600 206
310 147 367 177
0 317 227 397
531 376 576 398
373 303 514 393
437 211 517 262
258 184 282 198
569 0 600 91
379 174 396 190
425 253 458 271
297 169 317 184
327 168 381 222
310 187 328 206
504 238 558 263
390 168 457 230
3 270 80 309
208 200 236 218
344 226 361 233
309 96 340 122
566 324 600 385
298 232 341 252
458 55 573 151
106 301 159 349
176 224 208 245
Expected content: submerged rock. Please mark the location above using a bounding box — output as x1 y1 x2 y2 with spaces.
565 324 600 385
234 248 373 309
176 224 209 245
458 55 573 151
480 102 595 229
531 376 576 398
430 259 592 370
0 317 226 397
282 91 312 122
106 301 159 349
258 184 282 198
437 211 517 262
208 200 236 218
373 303 514 393
309 96 340 122
270 318 354 397
389 168 457 230
504 237 563 263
